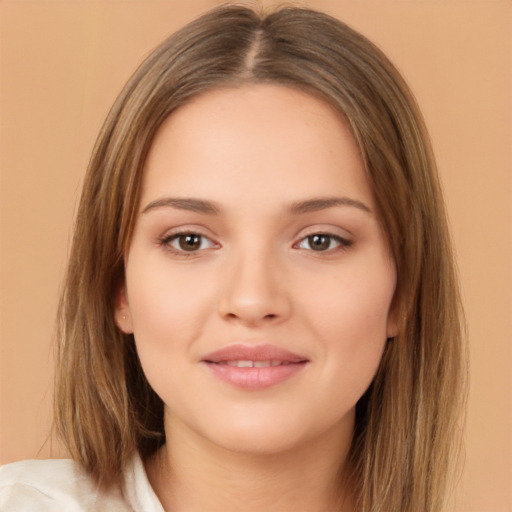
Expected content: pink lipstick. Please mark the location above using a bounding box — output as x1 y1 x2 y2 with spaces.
202 344 308 390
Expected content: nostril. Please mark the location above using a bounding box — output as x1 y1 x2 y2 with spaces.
218 282 291 325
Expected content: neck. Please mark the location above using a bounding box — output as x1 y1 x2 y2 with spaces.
146 415 355 512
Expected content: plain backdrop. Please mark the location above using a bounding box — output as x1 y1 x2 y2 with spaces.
0 1 510 511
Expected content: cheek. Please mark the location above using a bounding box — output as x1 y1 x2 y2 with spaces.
306 260 395 338
302 258 395 391
124 267 208 404
124 255 226 393
126 254 213 337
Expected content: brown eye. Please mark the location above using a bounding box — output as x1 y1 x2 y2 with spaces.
178 234 202 251
297 233 351 252
164 232 215 253
308 234 331 251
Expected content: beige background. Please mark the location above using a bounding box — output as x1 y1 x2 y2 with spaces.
0 1 510 510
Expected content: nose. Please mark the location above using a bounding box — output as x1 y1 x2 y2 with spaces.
218 249 292 327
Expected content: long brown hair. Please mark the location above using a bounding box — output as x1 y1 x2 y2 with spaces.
55 5 466 511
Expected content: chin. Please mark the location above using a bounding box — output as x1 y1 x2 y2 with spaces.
209 425 311 456
191 405 354 458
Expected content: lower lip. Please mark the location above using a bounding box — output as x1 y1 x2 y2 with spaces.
204 362 307 390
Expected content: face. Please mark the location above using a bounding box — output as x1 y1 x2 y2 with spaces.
116 84 398 455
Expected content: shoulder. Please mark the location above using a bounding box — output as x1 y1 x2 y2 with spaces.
0 458 129 511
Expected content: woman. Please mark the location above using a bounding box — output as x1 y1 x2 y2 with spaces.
0 5 465 511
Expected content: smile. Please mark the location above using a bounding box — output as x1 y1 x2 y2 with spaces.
223 360 291 367
202 344 309 390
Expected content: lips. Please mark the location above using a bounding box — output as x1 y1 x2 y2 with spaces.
202 344 309 390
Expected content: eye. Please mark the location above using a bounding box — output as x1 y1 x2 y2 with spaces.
297 233 351 252
163 232 215 253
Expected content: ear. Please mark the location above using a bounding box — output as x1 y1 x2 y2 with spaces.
114 285 134 334
386 296 401 339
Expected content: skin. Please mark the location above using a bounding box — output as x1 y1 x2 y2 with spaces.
116 84 398 512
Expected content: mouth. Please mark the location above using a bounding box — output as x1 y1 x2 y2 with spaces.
215 360 297 367
202 344 309 390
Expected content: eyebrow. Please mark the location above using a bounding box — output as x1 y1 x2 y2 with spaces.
141 195 372 216
142 197 221 215
289 196 372 215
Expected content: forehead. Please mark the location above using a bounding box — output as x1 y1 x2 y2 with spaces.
141 84 373 210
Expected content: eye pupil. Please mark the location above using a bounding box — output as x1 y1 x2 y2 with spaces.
179 234 201 251
309 234 330 251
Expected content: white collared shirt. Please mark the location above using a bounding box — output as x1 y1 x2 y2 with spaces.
0 453 164 511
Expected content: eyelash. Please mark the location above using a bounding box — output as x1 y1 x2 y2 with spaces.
159 230 217 256
158 231 352 256
294 233 352 252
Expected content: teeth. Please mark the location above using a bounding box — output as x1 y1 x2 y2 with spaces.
254 361 270 367
224 360 283 368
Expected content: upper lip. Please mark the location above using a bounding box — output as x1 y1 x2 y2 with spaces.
202 344 308 363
